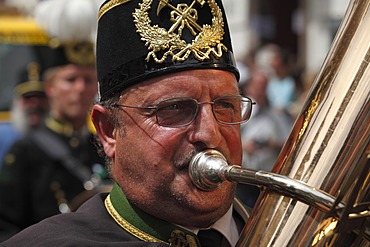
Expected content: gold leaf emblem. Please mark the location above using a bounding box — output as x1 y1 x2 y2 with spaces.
64 41 95 66
168 230 198 247
133 0 227 63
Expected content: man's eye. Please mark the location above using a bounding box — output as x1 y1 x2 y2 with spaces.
65 77 77 83
157 100 196 119
158 102 181 111
158 100 192 111
216 100 235 109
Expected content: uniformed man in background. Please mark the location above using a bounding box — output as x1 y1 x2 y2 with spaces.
0 62 49 169
0 0 108 242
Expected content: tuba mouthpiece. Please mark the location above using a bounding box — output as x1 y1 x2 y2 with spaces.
189 149 231 191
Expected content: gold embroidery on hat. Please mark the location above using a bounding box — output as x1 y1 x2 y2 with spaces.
16 63 44 95
64 42 95 66
133 0 227 63
98 0 132 20
27 63 41 81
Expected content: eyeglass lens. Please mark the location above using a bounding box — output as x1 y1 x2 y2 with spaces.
156 99 196 127
155 96 252 127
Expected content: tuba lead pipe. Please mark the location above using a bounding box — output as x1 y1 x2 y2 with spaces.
189 149 344 212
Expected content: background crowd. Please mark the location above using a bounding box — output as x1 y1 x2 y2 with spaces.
235 43 312 207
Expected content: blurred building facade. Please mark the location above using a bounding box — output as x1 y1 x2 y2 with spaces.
224 0 350 77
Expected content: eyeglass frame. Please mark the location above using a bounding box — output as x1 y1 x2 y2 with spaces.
110 95 255 128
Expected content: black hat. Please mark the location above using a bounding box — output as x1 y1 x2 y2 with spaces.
34 41 95 69
15 62 45 97
34 0 100 69
97 0 240 101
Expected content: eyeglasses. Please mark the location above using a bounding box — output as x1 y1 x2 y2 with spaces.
111 95 255 128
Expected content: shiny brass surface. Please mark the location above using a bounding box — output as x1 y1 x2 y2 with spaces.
239 0 370 245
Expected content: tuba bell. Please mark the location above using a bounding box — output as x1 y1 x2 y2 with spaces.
189 0 369 246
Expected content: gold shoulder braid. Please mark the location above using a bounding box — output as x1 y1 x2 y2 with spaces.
105 194 199 246
133 0 227 63
105 195 164 243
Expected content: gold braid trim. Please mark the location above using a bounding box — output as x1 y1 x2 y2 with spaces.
98 0 132 20
104 194 165 243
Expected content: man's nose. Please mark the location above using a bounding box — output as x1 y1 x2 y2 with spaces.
188 103 222 148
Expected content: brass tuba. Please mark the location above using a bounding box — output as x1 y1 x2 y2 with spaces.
189 0 369 246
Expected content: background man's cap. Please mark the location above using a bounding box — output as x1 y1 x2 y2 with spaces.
97 0 240 101
34 0 102 68
15 62 45 97
33 42 96 69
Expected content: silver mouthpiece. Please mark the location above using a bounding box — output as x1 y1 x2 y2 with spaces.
189 149 343 212
189 149 231 191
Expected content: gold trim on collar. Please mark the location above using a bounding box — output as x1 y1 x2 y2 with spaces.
98 0 132 20
45 117 74 136
104 194 165 243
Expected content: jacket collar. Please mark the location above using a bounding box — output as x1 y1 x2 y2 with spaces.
105 183 249 246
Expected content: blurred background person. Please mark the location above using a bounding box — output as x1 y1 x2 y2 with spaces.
236 50 257 86
255 44 298 119
0 0 107 242
237 70 292 207
0 62 49 168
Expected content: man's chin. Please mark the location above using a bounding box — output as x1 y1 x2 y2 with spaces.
173 183 235 213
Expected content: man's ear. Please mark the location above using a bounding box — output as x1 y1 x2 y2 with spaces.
91 104 116 158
